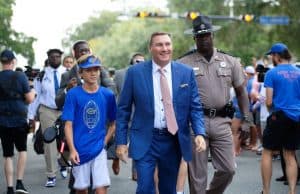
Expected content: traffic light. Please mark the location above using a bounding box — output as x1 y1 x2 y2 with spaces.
136 11 160 18
186 11 200 20
242 14 254 22
136 11 149 18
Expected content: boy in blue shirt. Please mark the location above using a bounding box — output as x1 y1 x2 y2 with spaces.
62 54 116 194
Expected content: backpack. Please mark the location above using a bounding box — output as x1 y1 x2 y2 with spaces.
33 125 44 155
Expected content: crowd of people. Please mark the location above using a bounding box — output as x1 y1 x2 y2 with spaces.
0 15 300 194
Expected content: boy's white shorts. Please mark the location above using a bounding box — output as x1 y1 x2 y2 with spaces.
72 149 110 190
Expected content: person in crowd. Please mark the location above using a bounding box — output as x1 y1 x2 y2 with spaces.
55 40 117 194
0 49 36 194
28 48 67 187
230 87 243 156
62 56 75 71
114 52 145 181
62 54 116 194
178 15 251 194
261 43 300 194
245 65 258 150
116 31 206 194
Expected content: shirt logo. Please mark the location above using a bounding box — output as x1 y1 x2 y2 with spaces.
83 100 100 131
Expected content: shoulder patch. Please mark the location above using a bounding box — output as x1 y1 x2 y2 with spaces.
177 49 197 60
217 49 234 57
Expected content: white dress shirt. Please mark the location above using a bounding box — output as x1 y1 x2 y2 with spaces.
28 65 66 119
152 60 173 129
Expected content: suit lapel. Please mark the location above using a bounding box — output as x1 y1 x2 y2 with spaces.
171 62 180 100
143 61 154 109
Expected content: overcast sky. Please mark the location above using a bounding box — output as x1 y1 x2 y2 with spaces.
12 0 167 68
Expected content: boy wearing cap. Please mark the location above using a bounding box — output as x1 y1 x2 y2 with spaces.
62 54 116 194
261 43 300 194
0 49 35 194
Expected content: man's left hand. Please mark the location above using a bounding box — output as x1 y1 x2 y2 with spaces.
195 135 206 152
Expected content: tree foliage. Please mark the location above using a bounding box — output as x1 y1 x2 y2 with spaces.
0 0 36 65
62 0 300 69
90 18 190 69
168 0 300 64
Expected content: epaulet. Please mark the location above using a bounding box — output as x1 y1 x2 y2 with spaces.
216 49 234 57
177 49 197 59
37 70 45 82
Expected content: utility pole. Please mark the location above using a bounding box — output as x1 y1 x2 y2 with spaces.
229 0 234 17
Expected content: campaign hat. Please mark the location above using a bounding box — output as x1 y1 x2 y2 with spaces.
184 15 221 35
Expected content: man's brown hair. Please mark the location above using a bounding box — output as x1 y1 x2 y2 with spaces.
149 32 171 47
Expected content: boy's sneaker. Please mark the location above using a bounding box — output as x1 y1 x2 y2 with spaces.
45 177 56 187
16 180 29 194
7 187 14 194
60 167 68 179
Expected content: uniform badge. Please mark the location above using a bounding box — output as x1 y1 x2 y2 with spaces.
220 62 226 68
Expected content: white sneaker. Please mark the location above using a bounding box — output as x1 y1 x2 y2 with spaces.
45 177 56 187
60 168 68 179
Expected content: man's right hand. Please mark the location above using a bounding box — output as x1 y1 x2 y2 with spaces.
66 77 78 91
116 145 128 163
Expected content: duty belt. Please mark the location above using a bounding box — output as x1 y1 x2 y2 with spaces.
203 108 227 118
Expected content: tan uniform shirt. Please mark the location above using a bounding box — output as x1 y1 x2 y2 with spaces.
178 48 244 109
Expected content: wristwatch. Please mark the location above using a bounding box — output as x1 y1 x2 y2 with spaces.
242 114 252 122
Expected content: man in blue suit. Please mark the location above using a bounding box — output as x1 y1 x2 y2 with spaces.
116 32 206 194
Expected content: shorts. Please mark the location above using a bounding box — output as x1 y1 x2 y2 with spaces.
234 108 242 119
263 111 300 150
0 126 28 157
72 149 110 190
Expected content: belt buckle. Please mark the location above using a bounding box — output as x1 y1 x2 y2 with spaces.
158 129 164 135
209 109 216 118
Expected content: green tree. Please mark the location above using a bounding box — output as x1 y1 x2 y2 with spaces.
91 17 190 69
62 11 191 69
0 0 36 65
62 11 119 49
168 0 300 64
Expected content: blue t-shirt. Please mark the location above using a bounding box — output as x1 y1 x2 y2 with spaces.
62 86 116 165
0 70 30 127
264 64 300 122
246 76 254 111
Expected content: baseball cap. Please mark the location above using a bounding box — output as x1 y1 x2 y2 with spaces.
245 66 255 74
78 55 101 69
265 43 288 55
0 49 16 62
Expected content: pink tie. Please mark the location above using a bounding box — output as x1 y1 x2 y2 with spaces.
159 68 178 135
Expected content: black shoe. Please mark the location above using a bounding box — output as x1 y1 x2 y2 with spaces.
275 176 287 182
7 187 14 194
16 180 29 194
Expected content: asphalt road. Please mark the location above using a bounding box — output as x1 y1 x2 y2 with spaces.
0 134 297 194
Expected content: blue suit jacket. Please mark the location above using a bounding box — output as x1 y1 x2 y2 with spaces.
116 60 205 161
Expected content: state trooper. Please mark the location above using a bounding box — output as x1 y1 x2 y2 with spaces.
178 15 251 194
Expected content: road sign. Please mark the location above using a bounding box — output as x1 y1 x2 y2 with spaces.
259 16 290 25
